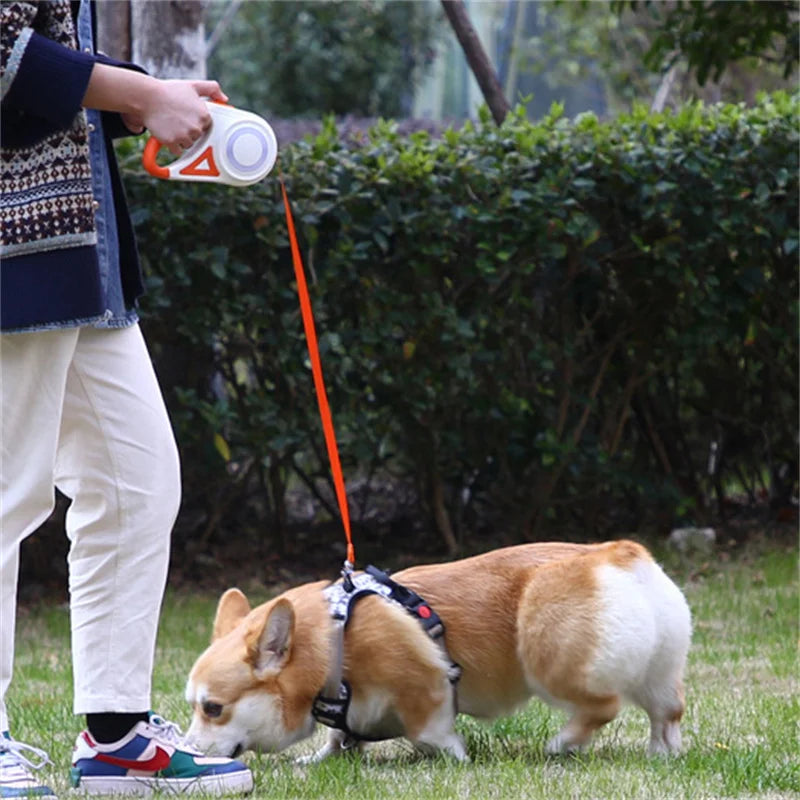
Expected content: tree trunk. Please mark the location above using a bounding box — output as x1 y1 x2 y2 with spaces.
131 0 207 79
96 0 131 62
502 0 526 101
440 0 510 125
651 63 678 112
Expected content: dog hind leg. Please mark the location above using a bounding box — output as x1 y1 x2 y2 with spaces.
631 645 687 755
545 695 620 755
635 558 691 755
640 685 685 755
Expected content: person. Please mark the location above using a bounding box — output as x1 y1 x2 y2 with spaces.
0 2 253 797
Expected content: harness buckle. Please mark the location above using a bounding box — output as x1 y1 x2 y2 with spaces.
312 681 352 730
447 662 462 685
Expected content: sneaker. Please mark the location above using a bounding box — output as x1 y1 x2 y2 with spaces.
0 733 57 799
70 713 252 796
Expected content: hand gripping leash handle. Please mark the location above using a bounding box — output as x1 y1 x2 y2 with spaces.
143 101 277 187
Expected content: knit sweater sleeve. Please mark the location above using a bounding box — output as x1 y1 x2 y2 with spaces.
1 2 95 130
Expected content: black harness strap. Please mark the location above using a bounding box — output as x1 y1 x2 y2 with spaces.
364 566 447 641
310 679 353 734
311 566 461 741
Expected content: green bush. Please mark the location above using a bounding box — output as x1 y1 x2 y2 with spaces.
121 92 799 556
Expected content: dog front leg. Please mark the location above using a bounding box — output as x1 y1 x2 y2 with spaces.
411 697 469 762
296 730 363 764
415 732 469 762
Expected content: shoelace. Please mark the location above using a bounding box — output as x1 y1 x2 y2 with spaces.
146 715 201 755
0 738 52 773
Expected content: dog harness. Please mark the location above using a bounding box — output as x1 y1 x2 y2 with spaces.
311 566 462 742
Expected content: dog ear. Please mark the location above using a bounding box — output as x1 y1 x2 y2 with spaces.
247 598 295 679
212 588 252 641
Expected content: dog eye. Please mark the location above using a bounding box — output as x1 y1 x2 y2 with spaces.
202 701 223 718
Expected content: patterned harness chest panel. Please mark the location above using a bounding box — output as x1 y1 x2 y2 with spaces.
311 566 461 741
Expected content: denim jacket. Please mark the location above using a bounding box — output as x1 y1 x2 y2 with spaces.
0 0 144 333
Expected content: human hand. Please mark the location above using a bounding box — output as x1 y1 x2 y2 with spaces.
141 80 229 155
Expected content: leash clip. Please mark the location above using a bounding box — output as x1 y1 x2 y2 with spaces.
341 560 355 593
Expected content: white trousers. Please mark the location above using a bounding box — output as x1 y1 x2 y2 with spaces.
0 325 180 731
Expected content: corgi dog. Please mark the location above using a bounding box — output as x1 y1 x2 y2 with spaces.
186 540 691 762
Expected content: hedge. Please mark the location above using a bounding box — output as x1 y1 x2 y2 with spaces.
119 92 799 557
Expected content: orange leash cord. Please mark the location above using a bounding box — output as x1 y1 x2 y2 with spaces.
280 179 356 571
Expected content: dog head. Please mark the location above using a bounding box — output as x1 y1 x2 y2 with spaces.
185 585 328 756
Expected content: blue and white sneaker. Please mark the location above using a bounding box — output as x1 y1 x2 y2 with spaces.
0 733 56 799
70 713 252 796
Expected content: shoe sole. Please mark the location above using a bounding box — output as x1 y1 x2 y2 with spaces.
73 770 253 796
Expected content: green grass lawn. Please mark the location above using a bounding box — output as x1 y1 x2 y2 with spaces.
8 538 799 799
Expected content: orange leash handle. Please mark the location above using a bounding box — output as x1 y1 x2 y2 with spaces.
280 180 355 568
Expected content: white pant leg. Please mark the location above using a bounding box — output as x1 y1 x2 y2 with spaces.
54 325 180 715
1 329 79 732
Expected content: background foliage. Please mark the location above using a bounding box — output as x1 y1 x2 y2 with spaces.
202 0 798 125
517 0 798 119
116 91 798 561
619 0 799 85
205 0 443 119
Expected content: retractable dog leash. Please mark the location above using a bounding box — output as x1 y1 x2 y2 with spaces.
143 102 356 573
143 101 278 186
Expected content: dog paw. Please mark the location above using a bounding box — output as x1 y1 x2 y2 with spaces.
295 746 337 764
415 734 469 762
545 734 582 756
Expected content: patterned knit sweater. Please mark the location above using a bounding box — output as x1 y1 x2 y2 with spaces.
1 0 145 331
1 0 96 259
